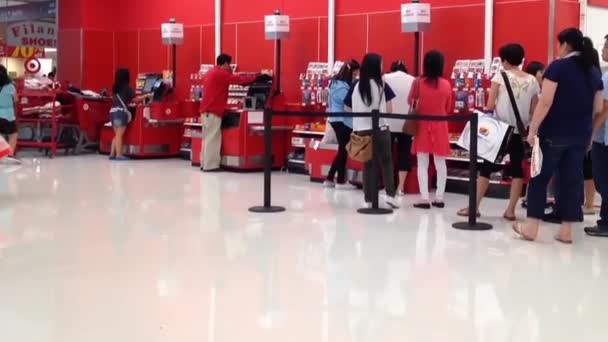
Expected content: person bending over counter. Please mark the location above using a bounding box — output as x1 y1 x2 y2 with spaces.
200 53 271 172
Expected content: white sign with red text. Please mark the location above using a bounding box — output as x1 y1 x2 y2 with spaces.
265 15 290 40
401 3 431 32
161 23 184 45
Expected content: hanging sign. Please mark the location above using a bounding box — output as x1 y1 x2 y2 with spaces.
264 15 290 40
401 3 431 32
6 21 56 48
161 23 184 45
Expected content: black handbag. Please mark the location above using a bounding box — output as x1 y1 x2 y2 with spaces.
501 71 532 158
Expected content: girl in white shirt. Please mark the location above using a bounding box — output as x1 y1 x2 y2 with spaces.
344 53 399 208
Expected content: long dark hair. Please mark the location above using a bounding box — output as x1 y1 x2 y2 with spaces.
358 53 383 106
423 50 444 87
113 68 130 94
0 65 11 87
333 59 360 85
558 28 596 74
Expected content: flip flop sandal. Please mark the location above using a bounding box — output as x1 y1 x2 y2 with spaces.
503 214 517 222
457 208 481 218
512 223 535 241
554 235 573 244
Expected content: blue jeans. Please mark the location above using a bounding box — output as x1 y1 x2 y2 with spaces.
592 143 608 229
527 137 586 222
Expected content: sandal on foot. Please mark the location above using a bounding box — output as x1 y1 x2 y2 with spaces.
512 223 536 241
503 213 517 221
414 203 431 209
554 235 573 244
457 208 480 217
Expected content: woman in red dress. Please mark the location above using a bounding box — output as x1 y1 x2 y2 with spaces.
408 50 452 209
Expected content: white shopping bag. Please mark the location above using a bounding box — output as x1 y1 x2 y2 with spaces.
0 135 11 160
320 119 337 144
530 136 543 178
457 112 513 164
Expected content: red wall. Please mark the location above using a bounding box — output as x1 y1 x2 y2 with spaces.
589 0 608 6
493 0 549 66
59 0 559 102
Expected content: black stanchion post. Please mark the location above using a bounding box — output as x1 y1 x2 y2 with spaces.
249 109 286 213
358 110 393 215
452 112 492 230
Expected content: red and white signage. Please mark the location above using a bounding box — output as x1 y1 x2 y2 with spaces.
401 3 431 32
161 23 184 45
265 15 290 40
6 21 56 48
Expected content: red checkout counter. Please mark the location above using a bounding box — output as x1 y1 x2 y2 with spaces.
189 82 292 171
99 73 184 157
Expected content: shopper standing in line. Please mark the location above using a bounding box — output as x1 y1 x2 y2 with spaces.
0 65 19 163
513 28 604 244
199 54 264 172
384 60 415 196
324 59 360 189
410 51 452 209
541 48 603 223
458 44 539 220
525 62 545 87
344 53 399 209
521 61 547 210
585 35 608 237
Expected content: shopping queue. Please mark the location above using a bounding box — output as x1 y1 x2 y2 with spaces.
319 27 607 244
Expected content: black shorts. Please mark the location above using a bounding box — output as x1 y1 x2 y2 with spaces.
480 133 524 179
0 118 17 135
584 151 593 180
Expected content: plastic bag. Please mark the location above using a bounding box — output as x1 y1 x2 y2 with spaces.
531 136 543 178
320 120 337 144
0 135 11 160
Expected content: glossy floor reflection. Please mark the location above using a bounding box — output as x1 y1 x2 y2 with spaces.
1 156 608 342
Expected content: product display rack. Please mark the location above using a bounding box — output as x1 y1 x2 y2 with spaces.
288 125 325 174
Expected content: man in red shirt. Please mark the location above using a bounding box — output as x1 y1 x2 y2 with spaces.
200 54 258 172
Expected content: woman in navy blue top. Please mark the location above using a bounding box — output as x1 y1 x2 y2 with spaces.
514 28 604 244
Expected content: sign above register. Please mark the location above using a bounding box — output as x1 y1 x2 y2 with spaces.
265 13 290 40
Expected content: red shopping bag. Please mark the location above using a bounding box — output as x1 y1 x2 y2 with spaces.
0 135 11 159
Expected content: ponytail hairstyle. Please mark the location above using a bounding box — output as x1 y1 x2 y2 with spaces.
557 28 596 74
358 53 383 106
333 59 360 85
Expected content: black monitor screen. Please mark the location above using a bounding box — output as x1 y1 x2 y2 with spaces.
143 76 158 93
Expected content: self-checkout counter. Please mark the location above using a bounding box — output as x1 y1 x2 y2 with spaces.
190 83 292 170
99 73 184 157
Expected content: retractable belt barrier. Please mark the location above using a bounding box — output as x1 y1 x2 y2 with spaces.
248 108 493 231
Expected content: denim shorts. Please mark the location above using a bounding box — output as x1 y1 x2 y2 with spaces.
111 109 129 128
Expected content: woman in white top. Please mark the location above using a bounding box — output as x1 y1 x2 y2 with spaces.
384 61 415 196
344 53 399 208
458 43 539 220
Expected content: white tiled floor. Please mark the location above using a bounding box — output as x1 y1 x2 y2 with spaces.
1 155 608 342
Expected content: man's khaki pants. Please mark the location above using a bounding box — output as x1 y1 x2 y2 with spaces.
202 113 222 170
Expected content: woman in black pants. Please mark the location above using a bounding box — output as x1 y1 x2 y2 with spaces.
514 28 604 244
324 60 360 189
